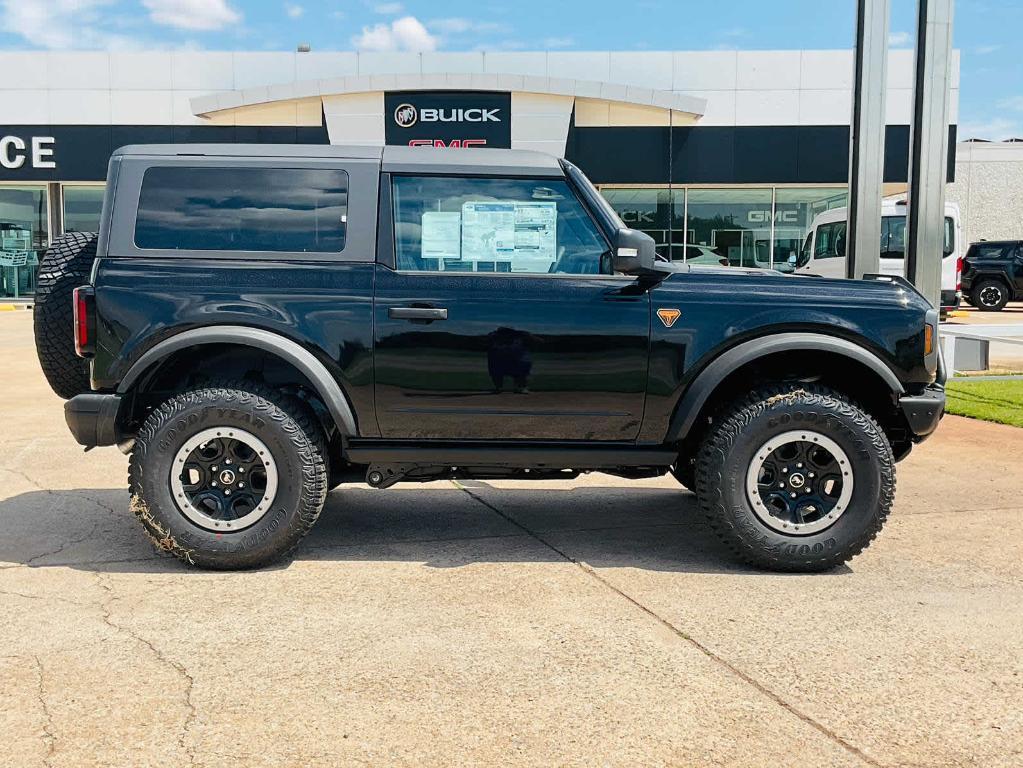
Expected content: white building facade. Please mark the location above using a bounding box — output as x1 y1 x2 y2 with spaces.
1 48 960 299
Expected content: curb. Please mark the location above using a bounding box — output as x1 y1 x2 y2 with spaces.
0 303 34 311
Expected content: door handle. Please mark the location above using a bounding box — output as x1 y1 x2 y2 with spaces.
389 307 448 321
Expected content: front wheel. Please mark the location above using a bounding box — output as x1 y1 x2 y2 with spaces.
128 384 327 569
695 385 894 572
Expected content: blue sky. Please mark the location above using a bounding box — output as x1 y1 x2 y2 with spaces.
1 0 1019 139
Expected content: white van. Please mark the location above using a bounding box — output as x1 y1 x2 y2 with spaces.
794 199 962 311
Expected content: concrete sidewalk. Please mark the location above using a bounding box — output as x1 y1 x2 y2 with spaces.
1 310 1021 767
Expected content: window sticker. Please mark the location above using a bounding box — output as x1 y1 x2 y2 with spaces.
421 211 462 261
461 201 557 272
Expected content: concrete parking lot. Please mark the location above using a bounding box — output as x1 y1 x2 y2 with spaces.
1 309 1022 768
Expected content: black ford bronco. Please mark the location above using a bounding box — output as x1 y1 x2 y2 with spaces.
961 239 1023 311
33 144 945 571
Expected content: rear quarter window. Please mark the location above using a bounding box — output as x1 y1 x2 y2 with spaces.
134 166 348 253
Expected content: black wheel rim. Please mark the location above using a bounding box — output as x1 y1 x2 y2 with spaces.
746 430 853 535
170 427 278 531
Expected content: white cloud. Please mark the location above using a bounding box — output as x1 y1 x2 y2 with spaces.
143 0 241 32
374 2 403 13
428 17 509 35
542 36 574 49
285 3 303 18
889 31 911 47
0 0 145 49
959 117 1022 141
997 96 1023 112
975 44 1001 55
352 15 436 51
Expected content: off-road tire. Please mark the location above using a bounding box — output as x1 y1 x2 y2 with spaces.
32 232 98 399
695 384 895 572
128 384 328 570
971 279 1010 312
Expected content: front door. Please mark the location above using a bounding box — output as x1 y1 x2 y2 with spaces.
373 174 650 441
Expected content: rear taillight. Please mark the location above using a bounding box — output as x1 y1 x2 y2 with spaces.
955 256 963 292
73 286 95 357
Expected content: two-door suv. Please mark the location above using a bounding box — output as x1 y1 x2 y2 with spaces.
33 144 945 571
961 239 1023 311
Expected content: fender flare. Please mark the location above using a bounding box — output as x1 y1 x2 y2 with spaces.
117 326 358 435
666 332 905 442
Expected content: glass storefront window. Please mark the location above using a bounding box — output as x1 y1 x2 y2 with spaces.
773 188 847 272
686 188 773 269
599 188 683 261
63 185 105 233
0 185 48 299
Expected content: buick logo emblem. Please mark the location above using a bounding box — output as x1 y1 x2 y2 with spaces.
394 103 417 128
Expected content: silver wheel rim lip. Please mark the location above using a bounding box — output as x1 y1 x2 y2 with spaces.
980 286 1002 306
745 429 854 536
169 427 279 532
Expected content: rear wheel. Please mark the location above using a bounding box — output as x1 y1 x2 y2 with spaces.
695 384 894 572
128 384 327 569
32 232 98 398
971 279 1009 312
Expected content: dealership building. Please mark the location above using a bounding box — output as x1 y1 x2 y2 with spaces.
0 48 966 299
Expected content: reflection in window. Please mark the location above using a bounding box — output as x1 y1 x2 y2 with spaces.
0 185 48 298
686 188 773 269
63 185 105 233
135 167 348 253
599 188 684 261
391 176 609 275
772 188 847 272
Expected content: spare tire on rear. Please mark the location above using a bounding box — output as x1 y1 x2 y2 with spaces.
33 232 98 399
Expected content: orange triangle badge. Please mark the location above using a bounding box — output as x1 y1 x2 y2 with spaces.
657 308 681 328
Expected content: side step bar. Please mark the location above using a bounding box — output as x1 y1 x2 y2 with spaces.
344 441 677 469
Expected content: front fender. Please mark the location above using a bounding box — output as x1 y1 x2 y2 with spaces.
663 332 905 443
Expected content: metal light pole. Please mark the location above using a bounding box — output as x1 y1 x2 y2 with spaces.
846 0 889 280
906 0 955 307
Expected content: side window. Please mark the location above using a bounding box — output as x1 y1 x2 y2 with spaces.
135 167 348 253
943 216 954 256
882 216 906 259
391 176 609 275
814 222 846 259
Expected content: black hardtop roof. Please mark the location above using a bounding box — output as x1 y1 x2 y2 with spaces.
112 144 565 176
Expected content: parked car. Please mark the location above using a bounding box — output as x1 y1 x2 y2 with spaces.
794 199 962 312
33 144 944 573
961 240 1023 311
678 245 730 267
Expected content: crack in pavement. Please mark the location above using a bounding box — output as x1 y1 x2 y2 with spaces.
32 655 56 768
92 572 199 768
452 481 882 768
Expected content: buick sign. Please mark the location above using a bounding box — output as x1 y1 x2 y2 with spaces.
384 91 511 148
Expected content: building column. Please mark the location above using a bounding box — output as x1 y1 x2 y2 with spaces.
846 0 890 279
906 0 955 307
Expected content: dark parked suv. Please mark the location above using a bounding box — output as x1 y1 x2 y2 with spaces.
962 240 1023 311
32 144 945 572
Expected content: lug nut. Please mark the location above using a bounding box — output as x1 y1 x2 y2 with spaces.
790 492 797 498
225 489 231 496
238 482 245 489
782 467 789 474
238 467 245 473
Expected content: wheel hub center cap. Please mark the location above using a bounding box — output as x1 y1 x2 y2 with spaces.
219 469 236 485
788 472 806 489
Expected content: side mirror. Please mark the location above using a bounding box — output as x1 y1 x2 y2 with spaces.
612 228 657 275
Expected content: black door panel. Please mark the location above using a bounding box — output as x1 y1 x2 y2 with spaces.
373 267 650 440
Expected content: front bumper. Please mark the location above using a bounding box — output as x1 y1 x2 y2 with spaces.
898 384 945 439
65 393 122 448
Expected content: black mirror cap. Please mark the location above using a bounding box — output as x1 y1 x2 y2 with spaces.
612 228 658 275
